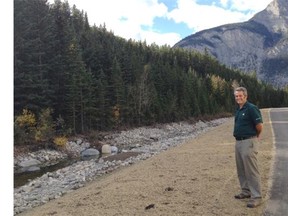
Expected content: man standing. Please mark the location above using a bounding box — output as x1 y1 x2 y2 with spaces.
233 87 263 208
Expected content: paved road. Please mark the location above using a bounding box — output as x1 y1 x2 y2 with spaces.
264 108 288 216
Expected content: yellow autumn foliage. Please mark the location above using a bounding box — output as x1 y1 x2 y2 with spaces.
15 109 36 127
53 136 68 147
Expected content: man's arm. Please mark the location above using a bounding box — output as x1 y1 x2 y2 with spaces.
256 123 263 138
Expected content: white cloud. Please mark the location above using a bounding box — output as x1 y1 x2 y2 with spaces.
229 0 272 12
167 0 272 33
219 0 229 8
53 0 172 45
48 0 273 46
140 31 182 46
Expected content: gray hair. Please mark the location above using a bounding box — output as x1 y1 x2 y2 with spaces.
234 87 248 96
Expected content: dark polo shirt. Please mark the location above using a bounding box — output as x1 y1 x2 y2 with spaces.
233 101 263 138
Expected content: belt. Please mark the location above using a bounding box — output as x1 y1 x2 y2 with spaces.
235 136 255 141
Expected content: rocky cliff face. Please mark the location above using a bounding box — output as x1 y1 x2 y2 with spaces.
174 0 288 88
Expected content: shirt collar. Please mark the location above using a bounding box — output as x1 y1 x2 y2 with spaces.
237 101 248 110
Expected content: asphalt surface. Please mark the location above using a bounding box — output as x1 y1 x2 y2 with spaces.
263 108 288 216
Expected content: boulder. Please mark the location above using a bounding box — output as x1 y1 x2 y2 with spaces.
19 159 41 168
111 146 118 153
26 166 41 172
81 148 100 157
102 144 111 154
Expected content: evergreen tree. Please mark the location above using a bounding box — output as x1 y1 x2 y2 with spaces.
49 0 74 119
14 0 54 114
64 35 88 133
95 69 110 130
110 57 125 124
187 68 200 117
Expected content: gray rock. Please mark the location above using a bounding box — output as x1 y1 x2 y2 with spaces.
19 159 41 168
76 138 83 145
102 144 111 154
111 146 118 153
26 166 40 172
81 148 100 157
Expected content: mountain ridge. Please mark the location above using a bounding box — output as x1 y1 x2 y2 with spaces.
174 0 288 88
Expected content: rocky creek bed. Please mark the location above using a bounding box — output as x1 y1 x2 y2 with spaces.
14 118 229 215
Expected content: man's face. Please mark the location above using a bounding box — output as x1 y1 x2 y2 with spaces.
234 90 247 106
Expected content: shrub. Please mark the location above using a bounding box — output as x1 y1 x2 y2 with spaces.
14 109 37 145
35 108 55 142
14 108 70 148
53 136 68 147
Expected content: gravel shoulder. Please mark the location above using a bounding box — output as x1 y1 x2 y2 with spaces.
17 109 274 216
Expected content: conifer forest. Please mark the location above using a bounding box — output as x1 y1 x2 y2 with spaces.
14 0 288 145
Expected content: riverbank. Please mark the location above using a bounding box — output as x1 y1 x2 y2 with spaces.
16 109 273 215
14 118 228 215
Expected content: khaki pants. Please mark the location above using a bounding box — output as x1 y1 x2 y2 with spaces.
235 138 262 198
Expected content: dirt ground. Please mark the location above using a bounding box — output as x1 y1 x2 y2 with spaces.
18 109 274 216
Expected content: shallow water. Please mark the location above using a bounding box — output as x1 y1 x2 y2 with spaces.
14 156 99 188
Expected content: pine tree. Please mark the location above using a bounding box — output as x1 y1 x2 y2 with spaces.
110 57 125 125
49 0 74 119
94 69 110 130
14 0 55 114
65 35 89 133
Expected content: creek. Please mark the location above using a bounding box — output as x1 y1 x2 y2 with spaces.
14 155 100 188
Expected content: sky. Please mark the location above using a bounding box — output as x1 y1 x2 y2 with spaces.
47 0 272 46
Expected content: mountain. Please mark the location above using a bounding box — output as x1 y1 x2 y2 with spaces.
174 0 288 88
